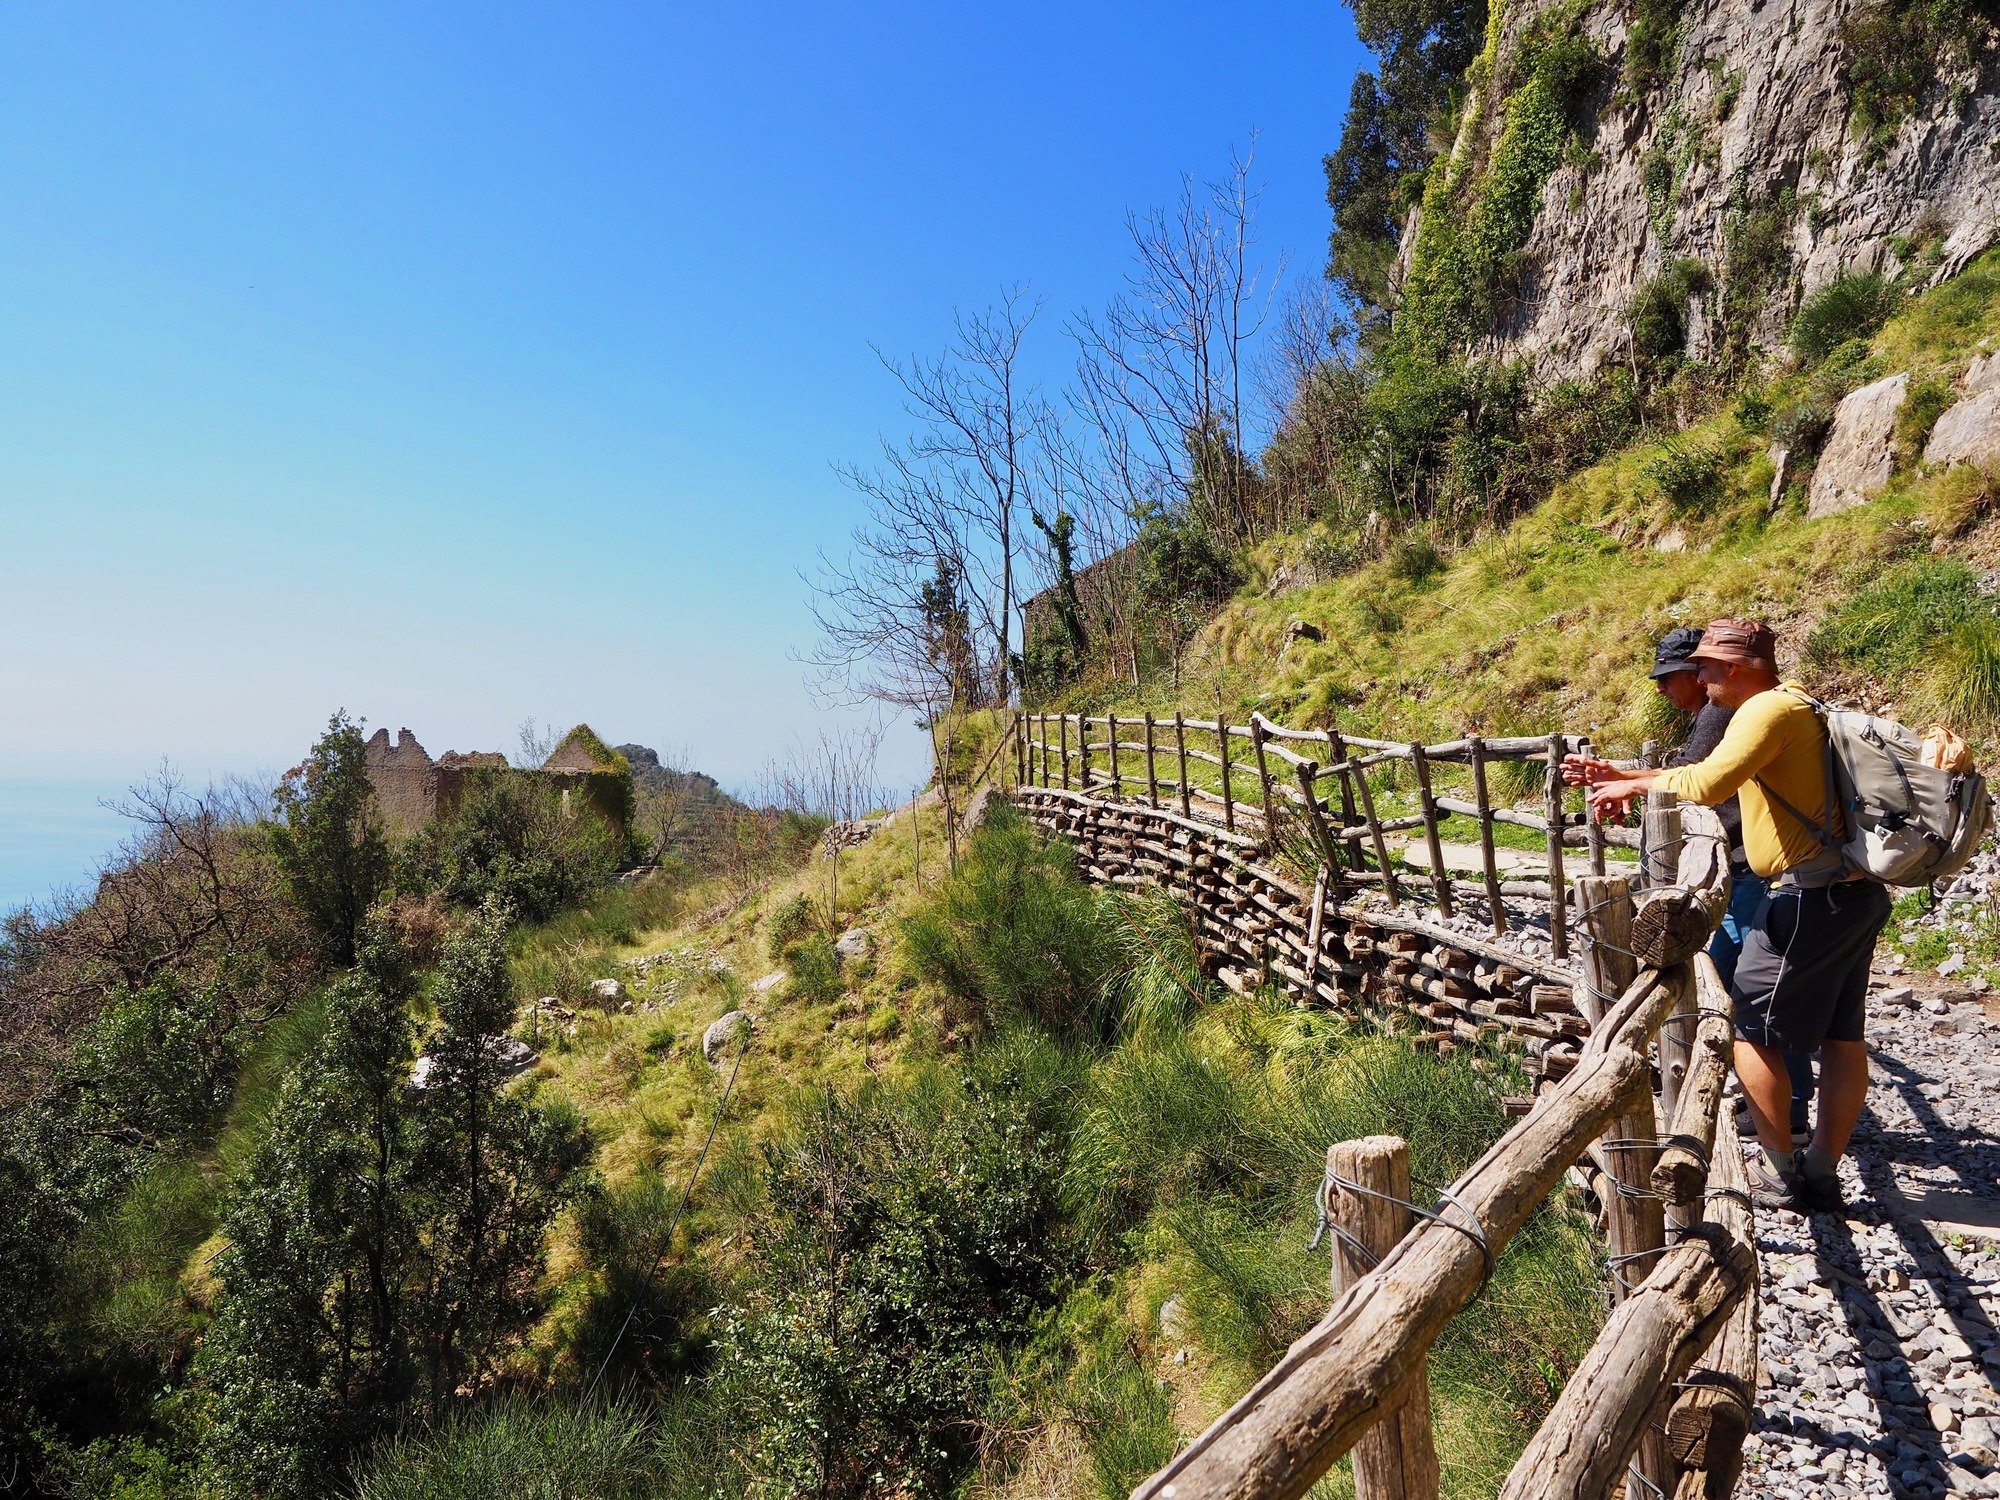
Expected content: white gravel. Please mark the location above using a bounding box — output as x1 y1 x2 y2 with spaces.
1737 983 2000 1499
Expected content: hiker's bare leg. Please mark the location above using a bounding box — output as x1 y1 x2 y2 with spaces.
1735 1040 1795 1157
1809 1038 1869 1159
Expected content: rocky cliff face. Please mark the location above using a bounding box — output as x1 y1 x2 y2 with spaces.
1433 0 2000 381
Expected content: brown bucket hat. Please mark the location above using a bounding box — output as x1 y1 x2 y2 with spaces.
1687 617 1777 671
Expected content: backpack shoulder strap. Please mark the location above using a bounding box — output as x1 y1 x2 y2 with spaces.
1751 686 1843 851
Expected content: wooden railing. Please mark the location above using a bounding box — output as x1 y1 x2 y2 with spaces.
1014 711 1643 961
1000 709 1759 1500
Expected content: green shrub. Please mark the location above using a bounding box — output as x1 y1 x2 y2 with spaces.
1896 372 1956 458
400 777 621 923
1770 396 1834 459
567 1174 717 1394
1385 532 1446 583
781 934 844 1006
1791 273 1898 364
1629 259 1710 362
1807 558 2000 728
1641 437 1727 509
899 801 1115 1039
766 893 818 962
719 1068 1069 1497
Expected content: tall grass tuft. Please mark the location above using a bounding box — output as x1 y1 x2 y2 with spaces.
352 1396 733 1500
1103 888 1216 1038
899 800 1115 1039
1790 273 1897 363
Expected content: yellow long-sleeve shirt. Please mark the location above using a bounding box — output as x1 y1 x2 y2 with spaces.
1655 683 1832 877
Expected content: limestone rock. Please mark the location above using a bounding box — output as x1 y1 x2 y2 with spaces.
588 977 625 1008
1927 385 2000 469
1808 373 1907 518
411 1034 540 1089
750 970 785 995
1450 0 2000 384
702 1009 753 1065
959 784 1000 841
834 927 873 964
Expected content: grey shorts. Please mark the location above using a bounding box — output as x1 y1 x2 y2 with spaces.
1731 881 1893 1050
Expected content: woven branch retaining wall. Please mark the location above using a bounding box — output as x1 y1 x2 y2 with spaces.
1014 785 1593 1085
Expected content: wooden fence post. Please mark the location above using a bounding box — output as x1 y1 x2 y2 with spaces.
1580 736 1608 877
1468 736 1507 938
1107 713 1122 800
1544 733 1569 961
1174 713 1191 819
1080 715 1093 795
1251 715 1279 850
1327 729 1366 872
1218 713 1236 833
1059 714 1071 791
1296 762 1342 871
1408 742 1454 918
1304 865 1328 993
1325 1137 1440 1500
1572 873 1634 1030
1144 712 1160 809
1350 752 1403 906
1643 787 1681 891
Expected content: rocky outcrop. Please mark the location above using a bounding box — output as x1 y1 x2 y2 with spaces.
1926 354 2000 469
1809 372 1908 517
702 1010 752 1065
1452 0 2000 381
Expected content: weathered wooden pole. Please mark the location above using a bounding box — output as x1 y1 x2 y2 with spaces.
1079 715 1094 795
1327 729 1366 872
1665 1104 1760 1500
1218 711 1237 833
1304 865 1328 993
1349 752 1402 906
1580 736 1608 877
1144 712 1160 809
1250 715 1279 850
1572 873 1634 1029
1468 737 1507 937
1059 714 1072 791
1175 712 1192 819
1494 1221 1754 1500
1107 713 1122 800
1544 732 1570 961
1642 786 1681 891
1325 1137 1441 1500
1295 762 1342 871
1408 742 1454 918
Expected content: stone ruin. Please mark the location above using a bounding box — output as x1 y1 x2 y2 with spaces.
363 724 628 835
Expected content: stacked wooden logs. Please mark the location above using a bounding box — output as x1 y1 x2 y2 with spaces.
1013 785 1588 1072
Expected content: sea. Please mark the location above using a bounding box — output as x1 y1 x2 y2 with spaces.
0 778 138 916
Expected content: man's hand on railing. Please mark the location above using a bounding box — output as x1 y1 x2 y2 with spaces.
1560 751 1619 787
1587 777 1652 823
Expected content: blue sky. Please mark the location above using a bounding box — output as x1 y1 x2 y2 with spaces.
0 2 1359 852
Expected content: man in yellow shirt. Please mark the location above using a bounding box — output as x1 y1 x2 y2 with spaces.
1581 619 1891 1213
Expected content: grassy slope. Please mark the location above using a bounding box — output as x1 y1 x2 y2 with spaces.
505 769 1600 1496
1127 252 2000 760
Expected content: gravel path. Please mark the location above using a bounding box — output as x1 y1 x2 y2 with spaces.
1738 980 2000 1498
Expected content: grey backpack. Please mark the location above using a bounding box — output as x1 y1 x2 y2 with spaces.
1761 688 1991 887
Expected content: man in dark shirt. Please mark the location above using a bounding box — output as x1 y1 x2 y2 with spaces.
1653 628 1812 1146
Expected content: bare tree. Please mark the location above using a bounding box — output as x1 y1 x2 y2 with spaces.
513 716 564 770
0 766 305 1111
757 725 888 926
808 290 1047 717
1070 145 1281 549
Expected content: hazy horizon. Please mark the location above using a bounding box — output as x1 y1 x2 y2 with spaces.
1 3 1357 814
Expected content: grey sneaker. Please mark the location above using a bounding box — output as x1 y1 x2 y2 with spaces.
1745 1154 1802 1211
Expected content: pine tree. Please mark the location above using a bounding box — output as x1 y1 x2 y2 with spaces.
270 710 391 967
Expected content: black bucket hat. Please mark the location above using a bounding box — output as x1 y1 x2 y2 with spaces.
1650 626 1705 678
